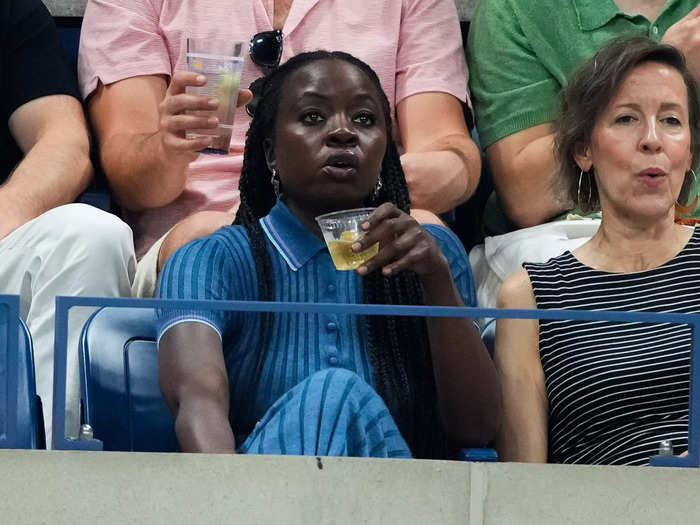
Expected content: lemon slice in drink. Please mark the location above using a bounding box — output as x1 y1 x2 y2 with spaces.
218 72 240 99
340 230 359 242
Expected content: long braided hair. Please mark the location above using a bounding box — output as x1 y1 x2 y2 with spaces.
236 51 445 458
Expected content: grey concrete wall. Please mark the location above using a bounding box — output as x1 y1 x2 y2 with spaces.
480 462 700 525
2 450 699 525
44 0 477 20
0 451 471 525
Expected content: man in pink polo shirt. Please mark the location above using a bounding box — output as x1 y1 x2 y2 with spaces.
79 0 480 296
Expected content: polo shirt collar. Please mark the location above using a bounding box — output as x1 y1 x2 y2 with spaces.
260 200 326 271
573 0 624 31
282 0 322 36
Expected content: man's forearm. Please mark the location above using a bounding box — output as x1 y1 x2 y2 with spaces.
401 134 481 214
101 131 192 212
89 74 248 213
488 133 572 228
0 131 91 240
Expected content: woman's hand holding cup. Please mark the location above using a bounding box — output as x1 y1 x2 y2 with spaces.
353 203 449 279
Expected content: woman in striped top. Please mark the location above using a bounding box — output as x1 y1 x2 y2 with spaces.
495 37 700 465
156 51 500 458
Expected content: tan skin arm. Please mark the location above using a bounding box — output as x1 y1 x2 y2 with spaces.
486 123 573 228
0 95 92 240
662 5 700 82
87 73 252 212
355 203 501 446
494 268 548 462
159 322 236 453
397 92 482 214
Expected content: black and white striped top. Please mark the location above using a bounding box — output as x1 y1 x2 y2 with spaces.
523 228 700 465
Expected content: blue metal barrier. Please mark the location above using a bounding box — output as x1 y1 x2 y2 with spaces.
52 296 700 466
1 295 22 448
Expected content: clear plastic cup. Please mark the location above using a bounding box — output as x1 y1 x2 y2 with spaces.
185 38 244 154
315 208 379 270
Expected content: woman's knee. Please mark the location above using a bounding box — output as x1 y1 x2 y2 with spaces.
306 368 365 387
304 368 380 405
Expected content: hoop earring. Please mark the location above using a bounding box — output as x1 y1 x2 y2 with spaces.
577 170 592 210
271 168 281 198
676 168 698 215
372 176 383 200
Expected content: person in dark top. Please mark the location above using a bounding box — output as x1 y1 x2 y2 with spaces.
496 37 700 465
0 0 135 445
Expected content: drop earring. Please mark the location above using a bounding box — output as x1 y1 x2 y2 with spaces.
271 168 281 198
372 177 383 200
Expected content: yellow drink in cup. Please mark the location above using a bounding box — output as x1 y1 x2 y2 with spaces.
316 208 379 270
327 230 380 270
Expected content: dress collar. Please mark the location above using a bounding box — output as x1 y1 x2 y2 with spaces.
260 200 326 271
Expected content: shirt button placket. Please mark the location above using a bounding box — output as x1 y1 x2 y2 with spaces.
325 319 340 366
323 275 340 367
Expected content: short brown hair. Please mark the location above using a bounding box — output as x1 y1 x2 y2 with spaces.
554 36 700 212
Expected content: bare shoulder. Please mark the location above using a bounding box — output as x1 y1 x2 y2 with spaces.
495 268 541 371
497 268 536 309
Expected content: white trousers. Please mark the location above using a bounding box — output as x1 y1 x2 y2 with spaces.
0 204 135 446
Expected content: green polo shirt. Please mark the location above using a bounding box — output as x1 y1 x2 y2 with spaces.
467 0 697 148
467 0 700 227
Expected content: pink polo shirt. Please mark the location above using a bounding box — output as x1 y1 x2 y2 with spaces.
79 0 469 259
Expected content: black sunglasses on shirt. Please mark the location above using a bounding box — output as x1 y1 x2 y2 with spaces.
246 29 283 117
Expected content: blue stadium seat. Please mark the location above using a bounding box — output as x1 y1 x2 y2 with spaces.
79 307 178 452
1 314 44 449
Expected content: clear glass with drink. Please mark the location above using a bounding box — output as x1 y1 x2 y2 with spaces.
185 38 244 154
316 208 379 270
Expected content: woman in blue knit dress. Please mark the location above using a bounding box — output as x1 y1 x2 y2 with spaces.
156 51 500 458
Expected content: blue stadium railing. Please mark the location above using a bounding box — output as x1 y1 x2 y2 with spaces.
52 296 700 467
56 296 500 458
77 306 496 459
